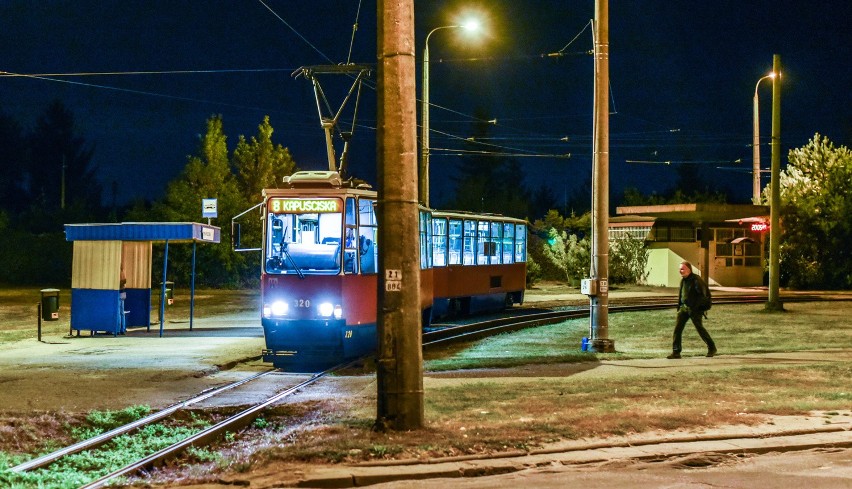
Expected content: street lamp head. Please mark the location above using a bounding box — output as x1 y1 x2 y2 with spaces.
460 18 481 33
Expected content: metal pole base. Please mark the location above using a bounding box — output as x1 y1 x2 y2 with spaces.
589 339 616 353
764 300 785 312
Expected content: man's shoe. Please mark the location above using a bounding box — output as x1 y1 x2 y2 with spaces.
666 353 681 359
706 348 717 357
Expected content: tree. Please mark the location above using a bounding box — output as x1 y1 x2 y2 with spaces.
142 115 301 287
27 101 100 213
609 234 649 284
233 116 298 203
22 101 102 231
449 116 530 219
151 115 244 286
773 134 852 289
529 209 592 284
0 111 26 214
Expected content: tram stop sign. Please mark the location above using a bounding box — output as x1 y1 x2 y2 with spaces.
202 199 218 219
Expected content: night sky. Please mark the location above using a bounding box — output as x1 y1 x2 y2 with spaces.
1 1 849 210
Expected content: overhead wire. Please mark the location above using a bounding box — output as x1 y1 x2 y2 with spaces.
256 0 334 64
3 7 755 166
0 68 296 77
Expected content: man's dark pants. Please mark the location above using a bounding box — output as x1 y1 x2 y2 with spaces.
673 310 716 353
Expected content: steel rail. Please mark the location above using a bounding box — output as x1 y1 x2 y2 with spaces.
424 294 834 348
80 361 352 489
11 368 278 473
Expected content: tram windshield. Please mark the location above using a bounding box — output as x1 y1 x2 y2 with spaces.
264 198 343 275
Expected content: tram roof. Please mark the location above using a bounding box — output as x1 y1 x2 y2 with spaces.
430 209 527 224
64 222 221 243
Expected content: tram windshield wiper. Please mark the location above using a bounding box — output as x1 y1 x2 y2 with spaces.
279 231 305 279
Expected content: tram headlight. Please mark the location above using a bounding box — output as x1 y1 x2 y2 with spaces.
265 300 288 318
317 302 343 319
318 302 334 317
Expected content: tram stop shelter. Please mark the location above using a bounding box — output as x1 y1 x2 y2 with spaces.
64 222 221 337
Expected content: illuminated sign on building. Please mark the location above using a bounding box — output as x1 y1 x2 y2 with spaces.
751 222 769 232
269 198 341 213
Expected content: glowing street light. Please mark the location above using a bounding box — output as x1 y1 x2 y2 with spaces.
420 18 481 207
752 71 776 202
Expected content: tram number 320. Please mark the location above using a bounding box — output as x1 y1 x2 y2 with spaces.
295 299 311 308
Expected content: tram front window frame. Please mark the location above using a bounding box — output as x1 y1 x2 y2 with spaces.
264 198 344 275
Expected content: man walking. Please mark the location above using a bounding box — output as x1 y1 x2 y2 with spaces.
667 261 716 359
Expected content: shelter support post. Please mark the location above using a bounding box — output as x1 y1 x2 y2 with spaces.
159 240 169 337
190 241 197 331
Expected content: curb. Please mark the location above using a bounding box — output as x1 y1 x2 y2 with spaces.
290 427 852 488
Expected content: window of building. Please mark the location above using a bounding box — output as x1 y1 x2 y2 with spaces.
714 228 762 267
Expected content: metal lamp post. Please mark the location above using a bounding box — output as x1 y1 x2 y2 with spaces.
752 72 776 203
420 19 480 207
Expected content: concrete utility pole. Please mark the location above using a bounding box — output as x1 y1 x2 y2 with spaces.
588 0 614 353
375 0 424 430
766 54 784 312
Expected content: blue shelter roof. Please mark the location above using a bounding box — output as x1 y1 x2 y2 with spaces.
64 222 220 243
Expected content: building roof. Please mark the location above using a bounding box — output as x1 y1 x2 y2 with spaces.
64 222 221 243
615 203 770 222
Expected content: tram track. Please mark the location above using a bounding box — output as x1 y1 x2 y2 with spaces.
9 362 352 488
424 293 841 348
9 368 280 474
78 364 345 489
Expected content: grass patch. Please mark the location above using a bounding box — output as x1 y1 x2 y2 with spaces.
0 406 213 489
425 301 852 370
250 362 850 466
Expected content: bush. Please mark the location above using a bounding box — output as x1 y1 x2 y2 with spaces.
609 235 649 285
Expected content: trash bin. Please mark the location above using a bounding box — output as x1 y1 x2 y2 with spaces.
40 288 60 321
159 282 174 305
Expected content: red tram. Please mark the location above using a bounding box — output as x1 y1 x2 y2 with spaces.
257 170 527 369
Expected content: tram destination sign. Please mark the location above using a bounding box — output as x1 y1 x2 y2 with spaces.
269 198 341 213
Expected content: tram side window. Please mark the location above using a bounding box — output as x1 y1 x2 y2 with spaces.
358 198 378 274
344 197 357 273
502 223 515 264
419 211 432 270
490 221 502 264
477 220 490 265
432 218 447 267
449 219 462 265
515 224 527 262
463 220 476 265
